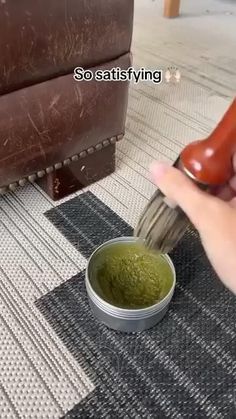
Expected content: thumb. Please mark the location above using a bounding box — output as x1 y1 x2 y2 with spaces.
150 161 217 230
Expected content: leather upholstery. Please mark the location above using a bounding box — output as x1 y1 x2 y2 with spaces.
0 0 134 94
0 0 134 194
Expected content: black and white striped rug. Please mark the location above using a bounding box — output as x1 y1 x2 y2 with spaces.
35 191 235 419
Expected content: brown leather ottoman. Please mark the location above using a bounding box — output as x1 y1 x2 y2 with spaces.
0 0 134 200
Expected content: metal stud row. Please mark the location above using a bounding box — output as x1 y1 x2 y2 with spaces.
0 133 124 195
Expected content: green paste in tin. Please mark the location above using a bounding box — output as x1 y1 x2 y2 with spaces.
90 242 174 309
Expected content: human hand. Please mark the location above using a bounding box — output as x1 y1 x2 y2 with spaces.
150 155 236 295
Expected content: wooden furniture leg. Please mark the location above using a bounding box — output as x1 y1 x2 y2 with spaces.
164 0 180 18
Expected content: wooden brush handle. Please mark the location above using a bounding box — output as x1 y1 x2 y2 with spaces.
180 98 236 185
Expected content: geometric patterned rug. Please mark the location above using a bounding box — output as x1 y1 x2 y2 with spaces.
35 191 236 419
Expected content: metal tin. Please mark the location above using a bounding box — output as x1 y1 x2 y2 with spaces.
85 237 176 333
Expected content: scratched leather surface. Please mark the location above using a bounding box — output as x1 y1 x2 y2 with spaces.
0 53 131 186
0 0 134 95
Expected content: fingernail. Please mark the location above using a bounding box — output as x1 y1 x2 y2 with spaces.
150 162 170 182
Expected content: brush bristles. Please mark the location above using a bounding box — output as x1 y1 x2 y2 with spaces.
134 190 190 254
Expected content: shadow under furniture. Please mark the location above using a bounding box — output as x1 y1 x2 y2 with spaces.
0 0 134 200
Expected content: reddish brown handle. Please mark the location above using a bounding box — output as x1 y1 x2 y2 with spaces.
180 98 236 185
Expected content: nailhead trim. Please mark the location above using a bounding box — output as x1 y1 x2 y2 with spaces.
110 136 117 144
54 162 63 170
9 183 18 191
37 170 45 178
117 134 123 141
18 178 27 187
0 187 7 195
102 139 110 147
0 133 124 195
95 143 103 151
63 159 71 166
28 174 37 182
46 166 54 174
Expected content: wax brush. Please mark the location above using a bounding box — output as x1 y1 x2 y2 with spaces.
134 98 236 254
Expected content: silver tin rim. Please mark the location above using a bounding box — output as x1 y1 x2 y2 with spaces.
85 236 176 321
